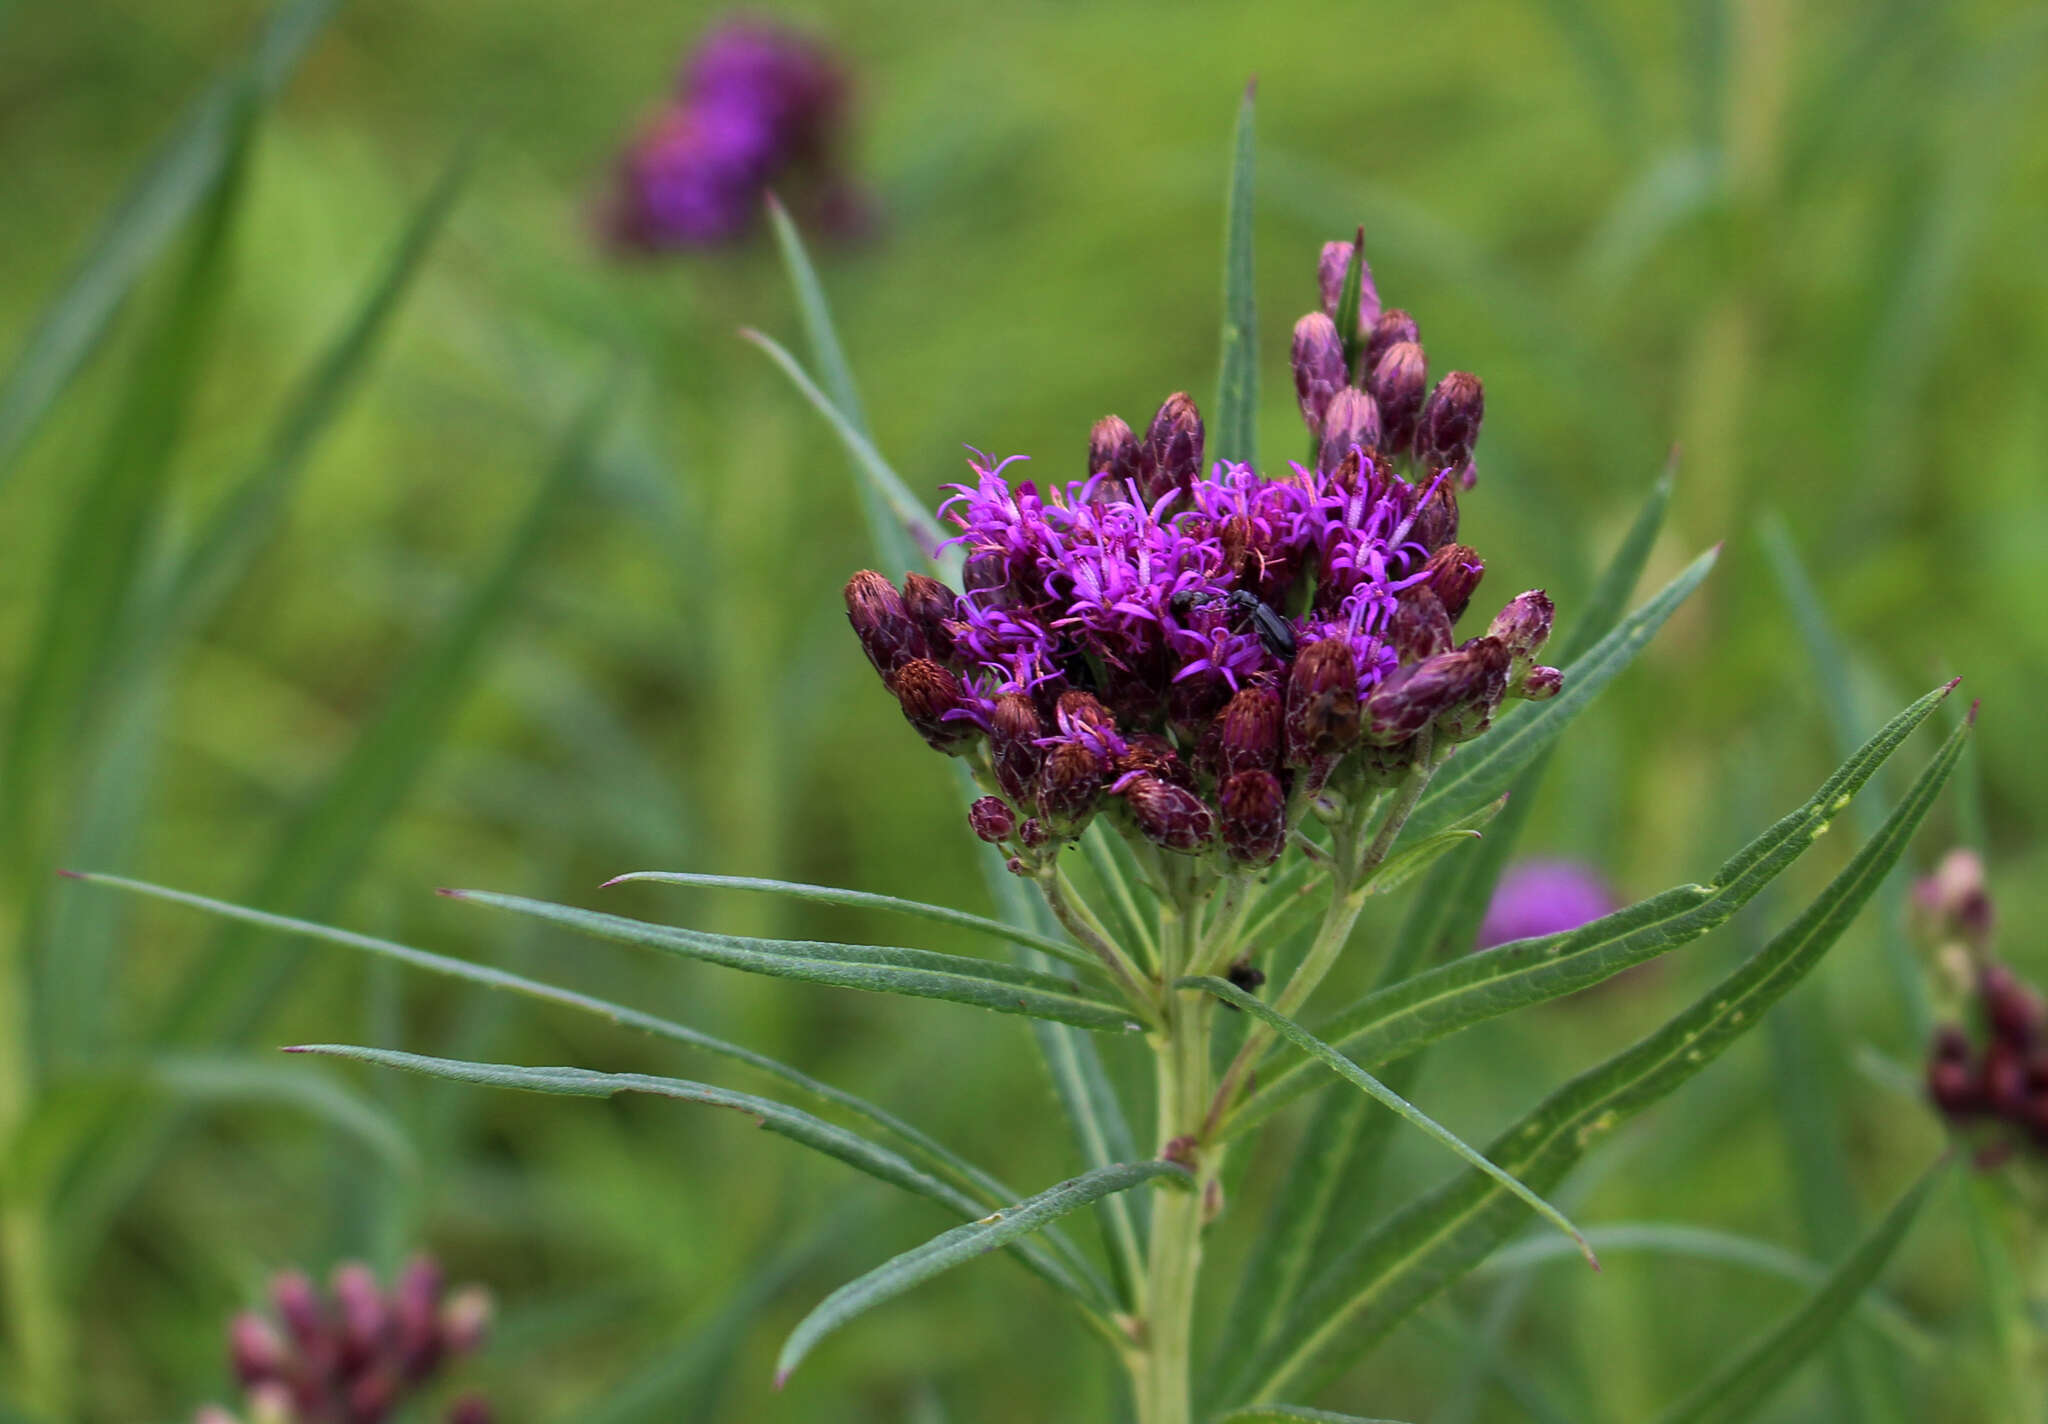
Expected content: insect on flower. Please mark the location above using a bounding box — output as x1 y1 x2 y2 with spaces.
1170 587 1298 660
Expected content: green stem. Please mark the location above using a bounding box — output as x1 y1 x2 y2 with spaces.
1041 869 1158 1024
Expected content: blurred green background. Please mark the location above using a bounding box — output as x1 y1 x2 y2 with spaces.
2 0 2046 1419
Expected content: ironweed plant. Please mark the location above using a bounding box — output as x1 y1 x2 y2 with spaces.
80 90 1971 1421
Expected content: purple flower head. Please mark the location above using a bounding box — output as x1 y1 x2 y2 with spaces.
602 19 865 251
1476 859 1619 950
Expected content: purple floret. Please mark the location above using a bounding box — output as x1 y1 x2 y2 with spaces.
1476 859 1620 950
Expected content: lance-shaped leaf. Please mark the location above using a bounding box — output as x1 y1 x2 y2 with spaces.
1400 544 1719 844
599 870 1101 975
446 889 1143 1033
67 871 1114 1308
1223 681 1958 1140
290 1045 1125 1336
1648 1162 1946 1424
774 1160 1188 1385
1182 977 1593 1267
1235 713 1968 1401
1213 81 1259 468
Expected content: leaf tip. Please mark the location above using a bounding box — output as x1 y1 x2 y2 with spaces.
763 189 787 219
1242 75 1259 102
53 867 84 880
280 1045 312 1054
598 873 630 889
773 1367 793 1391
1967 697 1981 727
434 887 467 900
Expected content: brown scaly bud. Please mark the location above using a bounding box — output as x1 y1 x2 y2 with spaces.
989 694 1044 805
1417 371 1485 475
1390 587 1454 664
1285 638 1361 766
1122 774 1215 854
1038 740 1106 835
1370 341 1428 456
1419 542 1484 622
1056 689 1115 732
962 549 1006 595
969 796 1016 843
1409 479 1459 551
1218 687 1284 776
1292 313 1348 432
1119 733 1192 789
1433 637 1513 743
1519 665 1563 701
1018 818 1050 849
1316 387 1383 472
1089 414 1141 482
1363 638 1505 746
901 573 961 664
1489 588 1554 690
1362 308 1419 377
1220 770 1287 866
1927 1026 1981 1118
844 571 928 679
1143 392 1204 501
893 659 974 753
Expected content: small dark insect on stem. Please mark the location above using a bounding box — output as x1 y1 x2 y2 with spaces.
1170 588 1296 659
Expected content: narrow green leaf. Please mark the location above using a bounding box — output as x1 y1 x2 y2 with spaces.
448 889 1143 1033
1402 544 1719 844
1558 456 1678 666
142 1054 417 1177
1227 681 1957 1140
1183 976 1593 1267
1334 228 1368 369
739 327 948 572
774 1160 1188 1385
1364 798 1504 898
1215 1408 1411 1423
599 870 1099 973
0 0 339 484
1238 714 1968 1401
1214 81 1259 468
290 1044 1122 1330
1649 1163 1946 1424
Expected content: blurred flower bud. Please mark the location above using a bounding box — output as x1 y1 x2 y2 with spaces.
1369 341 1428 456
1926 1026 1981 1118
844 571 927 679
1433 637 1511 743
900 573 961 664
1983 963 2042 1048
1218 687 1283 776
1316 388 1383 472
1518 665 1563 701
1390 588 1454 664
1317 237 1380 332
1143 392 1205 502
1417 372 1484 474
1362 308 1419 378
348 1366 398 1423
1121 775 1215 854
1038 740 1106 835
271 1271 324 1346
438 1286 492 1356
247 1384 294 1424
1220 770 1286 866
1418 542 1484 622
1292 314 1347 432
194 1409 243 1424
1089 414 1140 482
331 1262 387 1368
1285 639 1361 766
1913 848 1994 950
1984 1039 2029 1117
892 659 973 753
968 796 1016 843
1488 588 1554 681
447 1396 494 1424
989 694 1045 805
1475 859 1619 950
230 1313 288 1386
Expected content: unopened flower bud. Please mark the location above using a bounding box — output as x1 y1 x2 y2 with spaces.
1364 637 1507 746
900 573 961 664
1220 770 1286 866
1292 313 1347 431
1143 392 1204 502
1285 639 1360 766
1433 636 1512 743
1370 341 1428 456
1419 542 1484 622
1056 689 1114 731
271 1271 324 1346
1316 388 1383 472
1119 733 1191 788
1390 588 1454 664
1089 414 1140 482
962 549 1006 595
1121 775 1214 854
969 796 1016 842
1927 1026 1980 1118
331 1261 387 1366
1317 237 1381 334
349 1366 399 1422
1362 308 1419 377
1408 479 1458 551
1218 687 1283 776
844 571 927 679
230 1313 288 1386
892 659 973 753
1417 371 1484 474
1985 1039 2029 1117
1489 588 1554 685
1518 665 1563 701
1018 818 1050 849
1984 964 2042 1048
990 694 1044 804
1038 740 1106 834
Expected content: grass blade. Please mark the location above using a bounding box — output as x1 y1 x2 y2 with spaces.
1229 682 1959 1139
1182 976 1594 1268
773 1159 1188 1385
1214 80 1259 469
1648 1163 1946 1424
1401 545 1719 845
447 889 1143 1033
599 871 1100 973
0 0 339 484
141 1054 417 1178
1236 713 1969 1401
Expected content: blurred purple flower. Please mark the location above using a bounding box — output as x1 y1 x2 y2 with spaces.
601 18 868 251
1476 858 1618 950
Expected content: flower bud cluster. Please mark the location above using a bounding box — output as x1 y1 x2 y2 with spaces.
198 1258 492 1424
602 21 865 250
847 237 1563 876
1927 961 2048 1164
